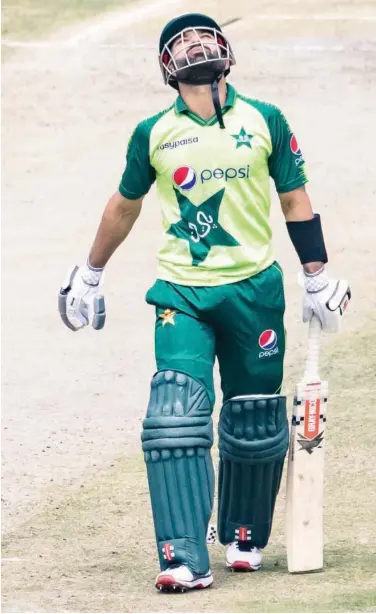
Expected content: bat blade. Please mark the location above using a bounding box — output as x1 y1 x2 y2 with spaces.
285 378 328 573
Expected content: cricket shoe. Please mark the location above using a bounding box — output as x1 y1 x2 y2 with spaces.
226 542 262 571
155 564 213 592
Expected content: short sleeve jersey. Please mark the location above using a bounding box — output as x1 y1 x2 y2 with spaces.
119 83 308 286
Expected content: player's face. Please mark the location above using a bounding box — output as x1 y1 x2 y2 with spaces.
171 29 219 67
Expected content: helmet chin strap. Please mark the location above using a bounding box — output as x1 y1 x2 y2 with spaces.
174 60 227 129
211 78 225 130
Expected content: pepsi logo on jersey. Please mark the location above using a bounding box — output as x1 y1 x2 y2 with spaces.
173 166 197 190
173 165 251 190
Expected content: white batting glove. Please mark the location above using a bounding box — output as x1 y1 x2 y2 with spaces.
301 267 351 334
58 263 106 331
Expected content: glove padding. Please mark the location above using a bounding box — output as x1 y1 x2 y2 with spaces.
58 264 106 331
301 267 351 334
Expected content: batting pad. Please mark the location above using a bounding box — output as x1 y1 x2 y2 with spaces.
142 370 214 575
218 395 289 549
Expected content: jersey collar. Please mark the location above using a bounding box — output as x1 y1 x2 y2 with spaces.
175 83 237 125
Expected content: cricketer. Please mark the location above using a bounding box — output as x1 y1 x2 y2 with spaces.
59 13 351 592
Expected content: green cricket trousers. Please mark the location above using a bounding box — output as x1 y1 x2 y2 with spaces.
146 262 285 403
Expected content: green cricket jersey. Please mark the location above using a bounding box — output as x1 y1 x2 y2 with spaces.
119 84 308 286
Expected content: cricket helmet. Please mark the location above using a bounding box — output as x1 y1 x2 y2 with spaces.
159 13 236 90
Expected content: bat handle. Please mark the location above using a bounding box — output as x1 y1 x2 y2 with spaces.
304 314 322 382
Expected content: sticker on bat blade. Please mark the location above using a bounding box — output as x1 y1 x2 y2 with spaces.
304 395 320 440
297 430 324 455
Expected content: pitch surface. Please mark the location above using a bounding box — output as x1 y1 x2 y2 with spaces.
2 0 376 610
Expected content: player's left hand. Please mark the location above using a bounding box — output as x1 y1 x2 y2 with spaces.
301 267 351 334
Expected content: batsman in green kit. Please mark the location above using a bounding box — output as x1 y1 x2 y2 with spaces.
59 12 351 592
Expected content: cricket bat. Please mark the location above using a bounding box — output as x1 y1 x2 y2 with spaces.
285 314 328 573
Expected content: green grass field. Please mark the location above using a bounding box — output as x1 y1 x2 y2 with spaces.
3 319 376 612
1 0 138 40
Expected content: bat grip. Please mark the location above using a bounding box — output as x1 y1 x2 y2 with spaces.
304 314 322 381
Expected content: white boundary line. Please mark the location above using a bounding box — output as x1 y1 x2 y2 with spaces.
252 14 376 20
1 39 154 48
3 0 184 49
65 0 183 46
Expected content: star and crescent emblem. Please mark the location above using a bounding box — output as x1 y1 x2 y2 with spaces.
167 187 239 266
231 126 254 149
159 309 177 326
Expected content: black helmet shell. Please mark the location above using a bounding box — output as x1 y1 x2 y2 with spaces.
159 13 223 53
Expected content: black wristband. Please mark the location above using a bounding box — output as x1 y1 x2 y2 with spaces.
286 213 328 265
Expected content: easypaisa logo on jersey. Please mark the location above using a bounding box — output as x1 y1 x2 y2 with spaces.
159 137 199 150
173 165 251 190
258 329 279 359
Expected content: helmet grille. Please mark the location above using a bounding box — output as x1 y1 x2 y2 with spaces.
159 26 236 87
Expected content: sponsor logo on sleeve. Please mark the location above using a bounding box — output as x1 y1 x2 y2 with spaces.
290 134 301 155
290 134 305 167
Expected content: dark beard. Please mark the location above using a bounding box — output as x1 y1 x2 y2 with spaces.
174 58 227 86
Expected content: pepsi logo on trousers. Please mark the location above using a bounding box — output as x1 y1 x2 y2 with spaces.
258 330 279 359
259 329 278 350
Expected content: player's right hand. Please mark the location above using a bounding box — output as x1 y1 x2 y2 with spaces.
301 267 351 334
58 263 106 331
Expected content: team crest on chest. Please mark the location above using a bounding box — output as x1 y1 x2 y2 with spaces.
231 126 254 149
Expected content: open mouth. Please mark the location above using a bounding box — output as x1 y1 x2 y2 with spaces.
186 43 216 60
189 43 212 52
